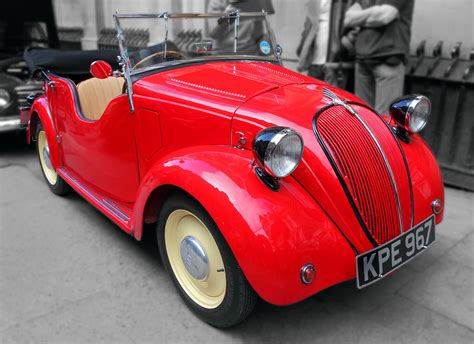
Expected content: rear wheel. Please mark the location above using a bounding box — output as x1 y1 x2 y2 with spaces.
157 193 257 328
36 123 70 196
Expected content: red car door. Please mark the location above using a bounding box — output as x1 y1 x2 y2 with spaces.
53 78 139 203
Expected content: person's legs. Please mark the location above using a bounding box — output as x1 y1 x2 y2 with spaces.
308 65 338 86
323 66 338 86
373 63 405 115
355 62 376 108
308 65 326 80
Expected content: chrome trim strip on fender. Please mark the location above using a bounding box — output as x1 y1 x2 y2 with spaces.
102 198 131 221
59 168 130 224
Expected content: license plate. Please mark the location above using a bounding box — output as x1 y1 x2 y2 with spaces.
356 216 435 289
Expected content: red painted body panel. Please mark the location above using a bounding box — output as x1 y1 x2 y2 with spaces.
50 76 139 203
131 80 236 180
27 61 444 305
233 84 377 253
399 135 445 225
233 83 444 254
131 146 356 305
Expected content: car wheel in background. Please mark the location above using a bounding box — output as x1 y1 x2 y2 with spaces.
36 123 70 196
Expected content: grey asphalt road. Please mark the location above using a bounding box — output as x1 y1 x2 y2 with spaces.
1 131 473 344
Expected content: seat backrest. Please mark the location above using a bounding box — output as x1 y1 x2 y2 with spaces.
77 77 125 120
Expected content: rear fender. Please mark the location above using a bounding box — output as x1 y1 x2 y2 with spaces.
133 145 356 305
29 96 62 169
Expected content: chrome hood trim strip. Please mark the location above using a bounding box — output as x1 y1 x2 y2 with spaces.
322 88 404 234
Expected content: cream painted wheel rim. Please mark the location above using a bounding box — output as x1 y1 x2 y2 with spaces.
38 130 58 185
165 209 226 309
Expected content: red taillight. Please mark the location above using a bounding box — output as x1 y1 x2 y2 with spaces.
300 264 316 284
432 199 443 215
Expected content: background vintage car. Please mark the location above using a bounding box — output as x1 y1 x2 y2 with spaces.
0 1 59 133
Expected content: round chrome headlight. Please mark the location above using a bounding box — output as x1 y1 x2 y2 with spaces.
0 89 11 109
408 96 431 133
389 95 431 133
253 127 304 178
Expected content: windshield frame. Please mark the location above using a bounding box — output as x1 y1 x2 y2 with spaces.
113 11 281 112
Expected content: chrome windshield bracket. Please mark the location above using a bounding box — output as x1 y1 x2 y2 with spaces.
113 11 135 112
264 10 281 65
232 10 240 54
163 12 169 59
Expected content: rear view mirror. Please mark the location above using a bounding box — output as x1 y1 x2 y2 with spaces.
90 60 112 79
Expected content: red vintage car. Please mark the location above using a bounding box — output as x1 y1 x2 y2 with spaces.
21 12 444 327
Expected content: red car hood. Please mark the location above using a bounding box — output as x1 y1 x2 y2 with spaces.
134 61 316 103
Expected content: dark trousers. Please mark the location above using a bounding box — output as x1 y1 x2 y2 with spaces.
355 62 405 115
308 65 337 86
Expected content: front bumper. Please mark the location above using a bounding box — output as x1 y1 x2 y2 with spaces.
0 115 22 133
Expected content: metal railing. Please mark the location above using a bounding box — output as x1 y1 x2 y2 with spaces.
98 28 149 51
406 42 474 190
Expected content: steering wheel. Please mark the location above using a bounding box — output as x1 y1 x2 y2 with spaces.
132 51 186 70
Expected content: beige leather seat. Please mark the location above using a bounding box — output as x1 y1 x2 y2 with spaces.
77 77 125 120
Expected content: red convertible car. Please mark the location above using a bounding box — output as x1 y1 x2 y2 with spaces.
22 12 444 327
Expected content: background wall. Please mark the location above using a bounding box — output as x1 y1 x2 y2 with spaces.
268 0 308 67
52 0 473 60
411 0 473 59
268 0 474 62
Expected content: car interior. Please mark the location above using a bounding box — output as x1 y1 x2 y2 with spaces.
72 42 184 120
76 76 124 120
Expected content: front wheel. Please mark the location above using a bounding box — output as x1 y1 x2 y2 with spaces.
157 193 257 328
36 123 70 196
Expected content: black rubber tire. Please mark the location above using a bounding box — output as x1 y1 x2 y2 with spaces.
157 193 257 328
36 123 70 196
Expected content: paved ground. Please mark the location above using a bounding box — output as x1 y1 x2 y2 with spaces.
1 131 473 344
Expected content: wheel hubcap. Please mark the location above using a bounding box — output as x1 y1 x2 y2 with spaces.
43 144 52 169
38 130 58 185
165 209 226 309
180 236 209 281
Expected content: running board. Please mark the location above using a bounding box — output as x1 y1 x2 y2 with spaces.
57 167 133 233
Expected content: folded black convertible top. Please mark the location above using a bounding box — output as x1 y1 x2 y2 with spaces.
24 47 120 75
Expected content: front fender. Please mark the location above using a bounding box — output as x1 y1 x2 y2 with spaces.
29 96 62 169
402 134 445 225
133 146 356 305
